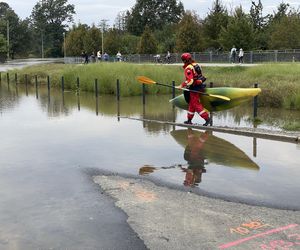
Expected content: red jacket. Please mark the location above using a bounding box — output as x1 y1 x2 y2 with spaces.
180 63 203 88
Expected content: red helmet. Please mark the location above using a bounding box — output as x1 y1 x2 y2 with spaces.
181 53 192 61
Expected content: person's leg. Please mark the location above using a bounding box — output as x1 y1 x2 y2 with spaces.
185 104 195 124
194 99 210 126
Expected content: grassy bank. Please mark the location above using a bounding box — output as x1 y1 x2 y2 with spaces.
6 62 300 110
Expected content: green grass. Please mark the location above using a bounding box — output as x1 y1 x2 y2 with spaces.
6 62 300 110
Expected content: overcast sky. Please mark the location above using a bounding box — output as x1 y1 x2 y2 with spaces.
5 0 300 27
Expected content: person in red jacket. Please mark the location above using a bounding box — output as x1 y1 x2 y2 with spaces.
178 53 211 126
181 129 209 187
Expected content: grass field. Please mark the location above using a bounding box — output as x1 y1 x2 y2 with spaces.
7 62 300 111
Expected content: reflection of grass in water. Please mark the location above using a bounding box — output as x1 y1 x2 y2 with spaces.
8 62 300 110
283 121 300 131
245 117 263 125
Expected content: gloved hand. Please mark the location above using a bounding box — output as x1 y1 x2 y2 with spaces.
199 76 206 83
181 81 188 88
186 81 193 87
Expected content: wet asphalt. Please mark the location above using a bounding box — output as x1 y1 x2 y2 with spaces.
1 59 299 249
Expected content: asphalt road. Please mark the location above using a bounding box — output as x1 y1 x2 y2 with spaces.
94 174 300 250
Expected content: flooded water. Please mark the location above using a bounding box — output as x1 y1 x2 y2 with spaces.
0 84 300 211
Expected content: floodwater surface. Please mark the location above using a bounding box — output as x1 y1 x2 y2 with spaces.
0 84 300 247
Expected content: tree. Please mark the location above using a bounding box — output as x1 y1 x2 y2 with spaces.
270 3 290 23
64 24 102 56
30 0 75 57
0 2 32 58
268 12 300 49
219 6 255 51
0 33 6 62
114 11 126 31
154 24 177 53
250 0 270 49
175 11 204 52
138 26 157 54
202 0 229 50
104 28 123 55
125 0 184 35
83 25 102 54
120 34 139 54
65 24 87 56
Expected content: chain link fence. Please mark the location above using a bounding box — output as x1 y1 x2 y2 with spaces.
64 49 300 64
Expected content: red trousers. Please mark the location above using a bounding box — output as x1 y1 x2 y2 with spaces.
187 93 209 121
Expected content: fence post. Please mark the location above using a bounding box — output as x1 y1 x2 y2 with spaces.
275 50 278 62
142 83 146 105
76 77 80 95
95 79 99 115
61 76 64 92
95 79 98 97
25 74 28 96
6 72 9 85
253 83 258 118
116 79 120 101
15 73 17 85
76 77 80 111
35 75 38 99
209 82 214 126
172 81 175 99
0 72 1 84
47 75 50 91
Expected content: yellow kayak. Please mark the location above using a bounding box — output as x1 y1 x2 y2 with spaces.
170 87 261 112
171 129 259 170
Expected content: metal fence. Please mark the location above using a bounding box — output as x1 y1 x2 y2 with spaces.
64 49 300 64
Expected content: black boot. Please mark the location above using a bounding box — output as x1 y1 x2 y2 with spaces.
203 117 211 126
184 119 192 125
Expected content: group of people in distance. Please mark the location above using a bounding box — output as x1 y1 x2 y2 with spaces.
230 45 244 64
81 51 122 64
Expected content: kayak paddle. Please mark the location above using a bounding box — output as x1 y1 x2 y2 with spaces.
136 76 230 101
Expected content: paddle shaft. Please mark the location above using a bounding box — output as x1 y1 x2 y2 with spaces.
155 82 210 96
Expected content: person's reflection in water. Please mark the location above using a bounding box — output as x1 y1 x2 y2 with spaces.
139 165 176 175
138 129 210 188
180 129 209 187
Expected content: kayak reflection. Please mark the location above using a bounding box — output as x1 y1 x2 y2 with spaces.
171 129 259 170
139 128 259 187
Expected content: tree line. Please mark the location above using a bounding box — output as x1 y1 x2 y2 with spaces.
1 0 300 61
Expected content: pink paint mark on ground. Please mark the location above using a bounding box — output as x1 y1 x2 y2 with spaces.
219 224 299 249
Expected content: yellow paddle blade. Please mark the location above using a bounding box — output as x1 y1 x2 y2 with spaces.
136 76 157 84
208 94 230 101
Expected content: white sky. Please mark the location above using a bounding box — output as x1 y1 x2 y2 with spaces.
5 0 300 27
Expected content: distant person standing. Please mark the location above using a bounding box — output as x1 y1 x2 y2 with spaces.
97 50 101 62
81 51 89 64
166 51 171 64
230 46 237 63
103 52 109 62
116 51 122 62
238 48 244 64
90 52 96 63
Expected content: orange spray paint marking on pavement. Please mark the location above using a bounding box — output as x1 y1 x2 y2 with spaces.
219 224 299 249
230 220 271 235
117 181 157 202
134 188 157 202
118 181 130 190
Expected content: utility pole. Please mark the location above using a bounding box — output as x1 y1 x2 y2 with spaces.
100 19 109 56
7 20 9 60
41 31 44 58
63 32 66 58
